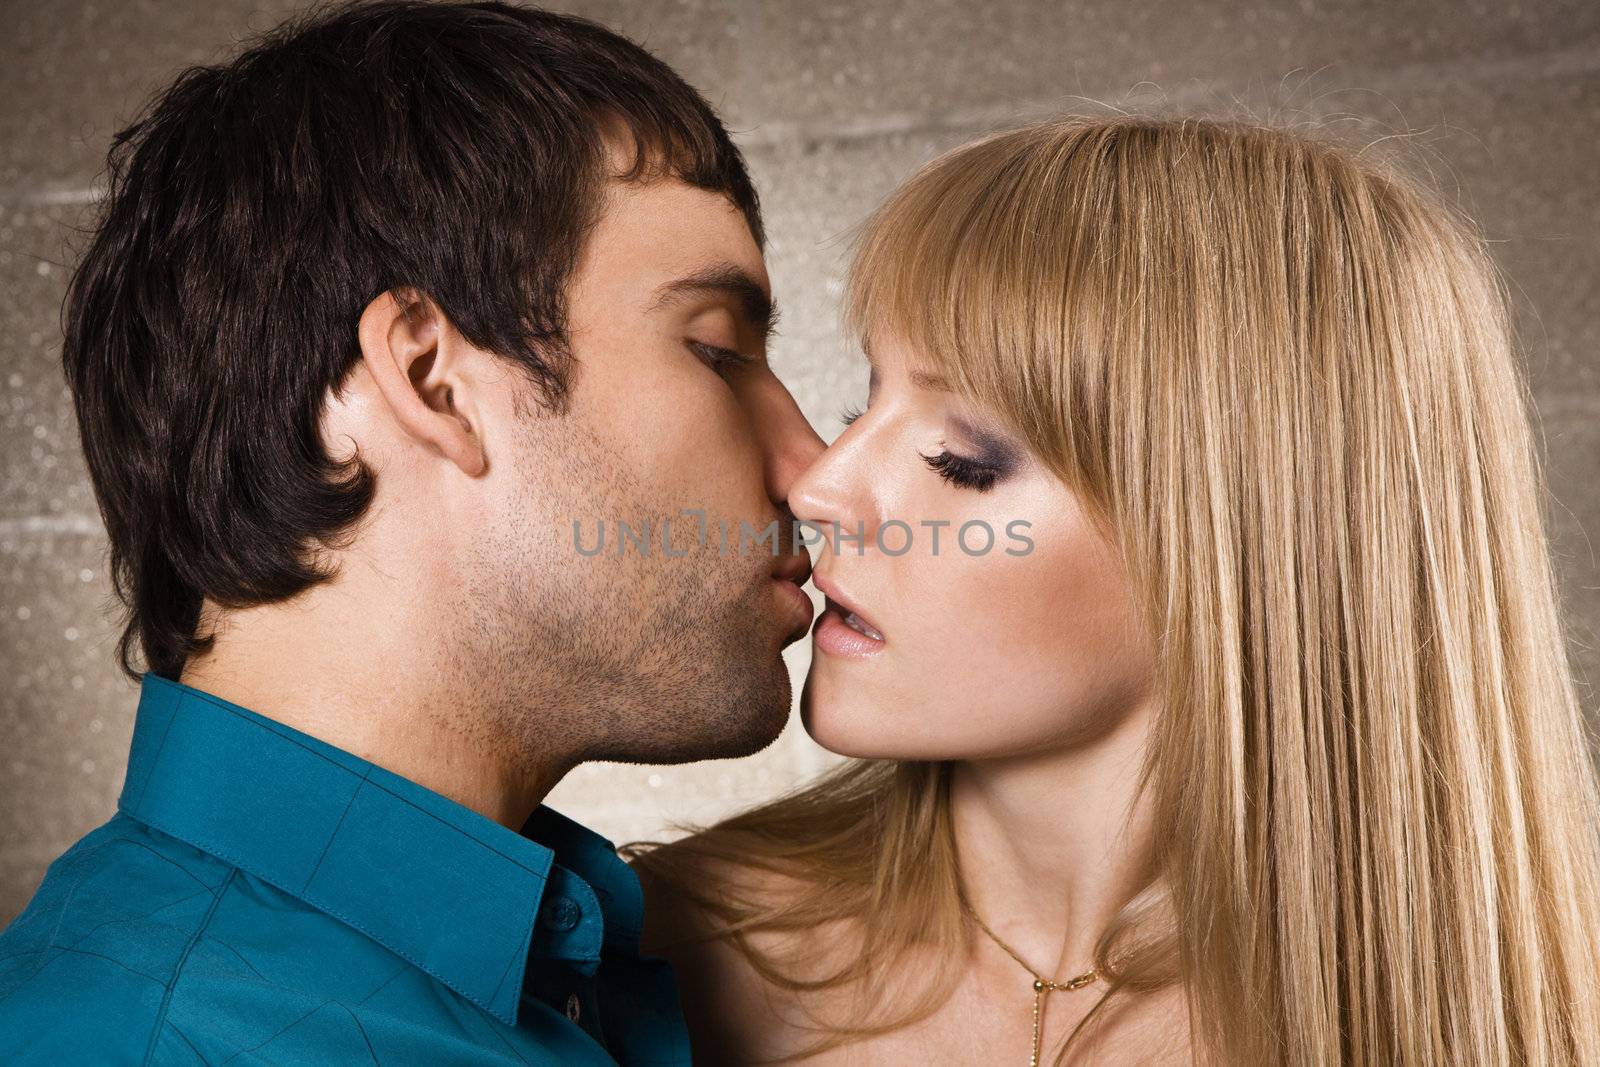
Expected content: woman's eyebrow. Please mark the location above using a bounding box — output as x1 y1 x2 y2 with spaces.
648 263 779 343
860 339 950 391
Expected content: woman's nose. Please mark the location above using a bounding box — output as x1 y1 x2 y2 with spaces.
786 413 872 539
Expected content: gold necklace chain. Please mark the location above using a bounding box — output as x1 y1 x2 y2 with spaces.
962 899 1099 1067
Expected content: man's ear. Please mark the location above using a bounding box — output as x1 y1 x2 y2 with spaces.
356 288 487 476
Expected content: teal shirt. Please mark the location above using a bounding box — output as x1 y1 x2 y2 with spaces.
0 675 692 1065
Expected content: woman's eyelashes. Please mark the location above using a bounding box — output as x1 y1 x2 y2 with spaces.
839 404 864 427
921 448 1006 492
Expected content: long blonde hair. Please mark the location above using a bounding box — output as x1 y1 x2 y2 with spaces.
626 115 1600 1065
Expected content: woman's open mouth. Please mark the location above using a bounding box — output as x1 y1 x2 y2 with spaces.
814 595 887 657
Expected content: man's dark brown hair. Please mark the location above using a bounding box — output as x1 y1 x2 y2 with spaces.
61 0 763 682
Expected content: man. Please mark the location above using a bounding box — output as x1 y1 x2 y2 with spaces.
0 2 822 1062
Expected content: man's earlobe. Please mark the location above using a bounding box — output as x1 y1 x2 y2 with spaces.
356 288 488 476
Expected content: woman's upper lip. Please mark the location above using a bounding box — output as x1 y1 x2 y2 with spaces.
810 571 883 636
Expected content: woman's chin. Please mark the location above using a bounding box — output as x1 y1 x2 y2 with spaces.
800 673 895 758
800 719 893 759
799 674 942 760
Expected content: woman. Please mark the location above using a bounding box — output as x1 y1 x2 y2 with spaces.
626 115 1600 1065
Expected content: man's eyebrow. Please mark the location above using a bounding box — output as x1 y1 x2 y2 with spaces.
648 263 779 344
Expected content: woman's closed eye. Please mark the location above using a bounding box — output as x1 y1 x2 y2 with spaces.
921 448 1002 492
837 404 1009 492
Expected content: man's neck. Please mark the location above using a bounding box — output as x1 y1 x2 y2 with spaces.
179 601 564 831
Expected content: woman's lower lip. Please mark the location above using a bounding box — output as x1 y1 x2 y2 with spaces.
813 603 887 658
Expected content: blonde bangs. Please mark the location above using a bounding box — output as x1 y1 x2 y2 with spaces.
843 121 1119 505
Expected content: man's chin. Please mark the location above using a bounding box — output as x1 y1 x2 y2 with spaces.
678 679 792 763
703 712 788 762
588 669 792 766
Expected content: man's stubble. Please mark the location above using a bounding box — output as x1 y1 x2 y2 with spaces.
444 410 794 781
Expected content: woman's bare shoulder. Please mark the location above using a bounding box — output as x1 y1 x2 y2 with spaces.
631 837 860 1064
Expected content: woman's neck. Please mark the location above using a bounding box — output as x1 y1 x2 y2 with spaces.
949 695 1161 980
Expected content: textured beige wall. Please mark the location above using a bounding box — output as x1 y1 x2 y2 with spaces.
3 0 1598 925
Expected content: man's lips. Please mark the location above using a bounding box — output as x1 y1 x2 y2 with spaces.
771 574 815 645
769 550 815 645
772 549 812 586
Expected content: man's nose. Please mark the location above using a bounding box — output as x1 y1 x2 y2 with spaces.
756 375 826 507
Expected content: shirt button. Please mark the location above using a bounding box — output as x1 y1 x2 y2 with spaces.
565 992 581 1023
542 896 581 932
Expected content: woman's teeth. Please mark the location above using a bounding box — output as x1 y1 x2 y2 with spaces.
841 610 884 642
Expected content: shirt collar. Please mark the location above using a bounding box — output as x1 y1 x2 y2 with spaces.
116 673 631 1027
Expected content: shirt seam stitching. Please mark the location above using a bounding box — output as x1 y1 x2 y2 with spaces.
142 867 237 1067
